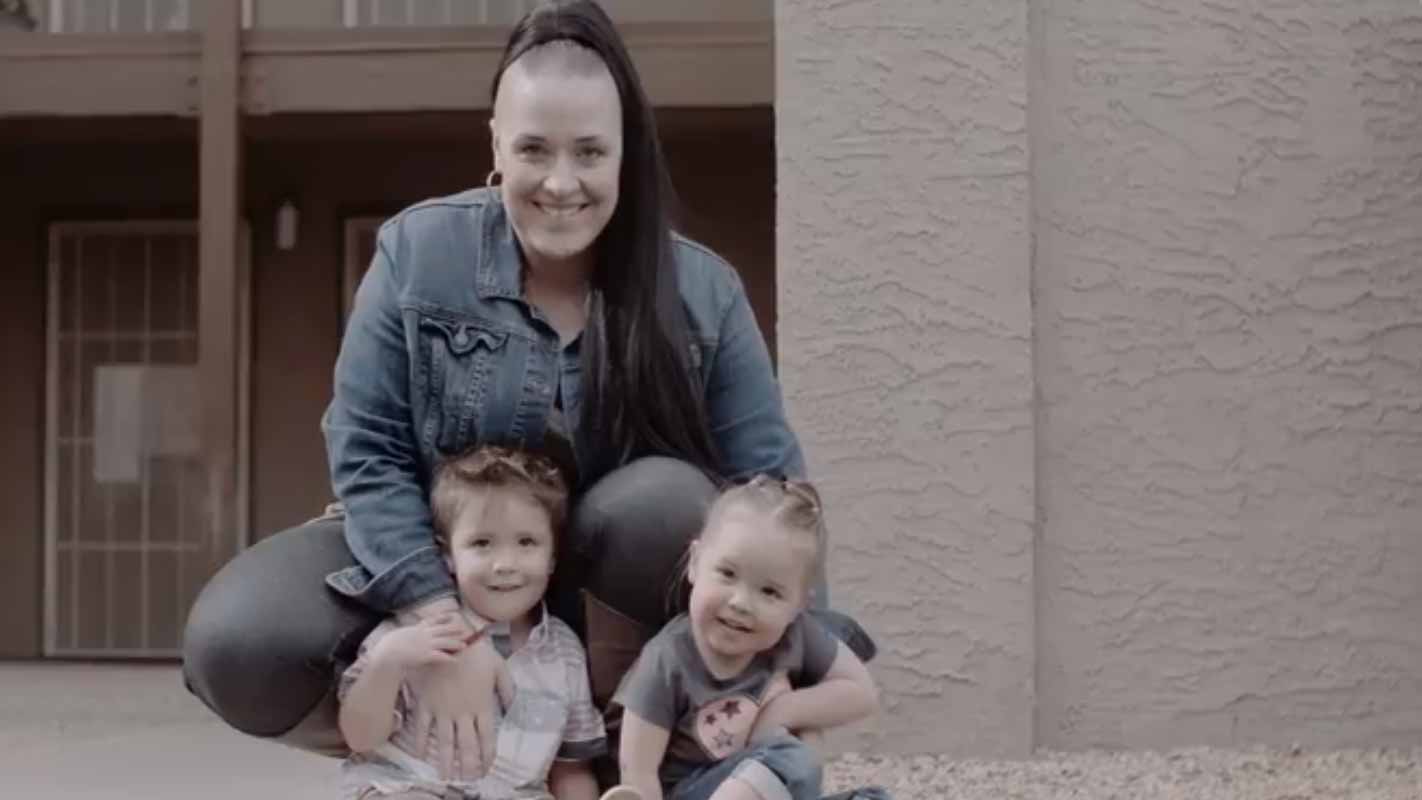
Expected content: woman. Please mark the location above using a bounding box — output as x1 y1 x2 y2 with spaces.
182 0 873 782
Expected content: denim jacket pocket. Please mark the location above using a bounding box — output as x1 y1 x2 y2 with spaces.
416 316 510 454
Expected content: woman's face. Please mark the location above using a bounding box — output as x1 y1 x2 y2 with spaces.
491 49 623 275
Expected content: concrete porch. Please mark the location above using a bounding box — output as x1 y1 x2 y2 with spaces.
0 662 337 797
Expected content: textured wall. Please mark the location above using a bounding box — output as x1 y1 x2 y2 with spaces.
776 0 1037 755
1034 1 1422 749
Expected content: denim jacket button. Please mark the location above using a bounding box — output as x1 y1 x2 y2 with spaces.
453 329 471 348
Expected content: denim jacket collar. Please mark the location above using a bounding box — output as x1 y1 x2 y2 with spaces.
476 190 524 302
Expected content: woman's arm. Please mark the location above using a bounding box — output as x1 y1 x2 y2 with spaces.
326 222 504 780
617 710 672 800
701 265 807 483
322 224 454 614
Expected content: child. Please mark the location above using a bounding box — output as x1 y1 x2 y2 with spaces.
337 446 611 800
606 476 884 800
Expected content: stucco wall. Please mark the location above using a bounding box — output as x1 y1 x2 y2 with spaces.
779 0 1422 756
1034 1 1422 750
776 0 1037 756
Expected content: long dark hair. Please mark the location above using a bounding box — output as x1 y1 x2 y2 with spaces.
491 0 720 481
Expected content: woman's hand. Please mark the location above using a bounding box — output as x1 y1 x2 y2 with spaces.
400 608 515 782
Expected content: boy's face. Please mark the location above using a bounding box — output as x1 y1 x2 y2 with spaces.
686 511 813 675
443 486 555 626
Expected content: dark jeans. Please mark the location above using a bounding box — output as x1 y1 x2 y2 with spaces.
180 457 875 756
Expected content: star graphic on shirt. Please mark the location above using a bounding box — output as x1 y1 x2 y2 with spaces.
704 711 719 726
721 699 742 717
714 730 736 751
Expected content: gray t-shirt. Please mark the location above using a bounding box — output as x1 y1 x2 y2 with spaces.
609 612 839 787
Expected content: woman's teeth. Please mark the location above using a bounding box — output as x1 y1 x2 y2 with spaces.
537 203 585 218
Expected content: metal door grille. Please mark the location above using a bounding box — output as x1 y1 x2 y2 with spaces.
342 0 536 27
42 1 254 32
44 221 250 658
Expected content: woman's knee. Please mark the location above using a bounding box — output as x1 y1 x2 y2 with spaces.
182 517 375 739
570 457 717 627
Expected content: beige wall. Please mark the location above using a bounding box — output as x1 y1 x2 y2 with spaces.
776 0 1037 758
779 0 1422 756
1033 1 1422 751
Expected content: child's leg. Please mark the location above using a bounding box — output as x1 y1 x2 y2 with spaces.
670 733 823 800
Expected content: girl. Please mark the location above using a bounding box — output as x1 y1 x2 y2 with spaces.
609 478 885 800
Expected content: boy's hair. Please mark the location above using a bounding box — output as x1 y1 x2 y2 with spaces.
429 446 569 552
701 474 826 589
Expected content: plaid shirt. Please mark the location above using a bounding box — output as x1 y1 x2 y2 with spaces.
338 606 606 799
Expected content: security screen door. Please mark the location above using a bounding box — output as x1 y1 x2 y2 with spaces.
44 221 250 657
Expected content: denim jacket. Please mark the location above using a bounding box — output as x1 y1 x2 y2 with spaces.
321 188 806 613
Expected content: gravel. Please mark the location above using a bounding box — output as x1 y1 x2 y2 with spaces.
825 747 1422 800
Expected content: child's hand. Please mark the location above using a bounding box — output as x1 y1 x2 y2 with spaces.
374 615 471 671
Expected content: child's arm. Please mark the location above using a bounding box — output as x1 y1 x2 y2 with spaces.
618 710 672 800
752 641 879 738
552 631 612 800
548 759 600 800
338 615 469 753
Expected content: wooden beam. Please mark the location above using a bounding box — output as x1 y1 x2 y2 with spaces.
0 33 200 116
0 22 771 118
198 0 241 551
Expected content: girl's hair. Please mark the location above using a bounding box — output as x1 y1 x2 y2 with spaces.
705 475 825 554
491 0 719 482
430 446 569 551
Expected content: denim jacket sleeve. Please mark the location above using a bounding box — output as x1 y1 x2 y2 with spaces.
699 256 807 482
321 226 456 613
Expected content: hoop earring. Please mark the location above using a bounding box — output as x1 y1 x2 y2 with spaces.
485 169 502 190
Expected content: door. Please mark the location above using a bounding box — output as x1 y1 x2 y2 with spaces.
342 214 385 323
44 221 251 657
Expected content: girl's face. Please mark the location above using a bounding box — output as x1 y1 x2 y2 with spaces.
490 50 623 276
686 510 815 677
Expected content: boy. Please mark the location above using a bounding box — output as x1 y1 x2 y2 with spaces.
338 446 607 800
